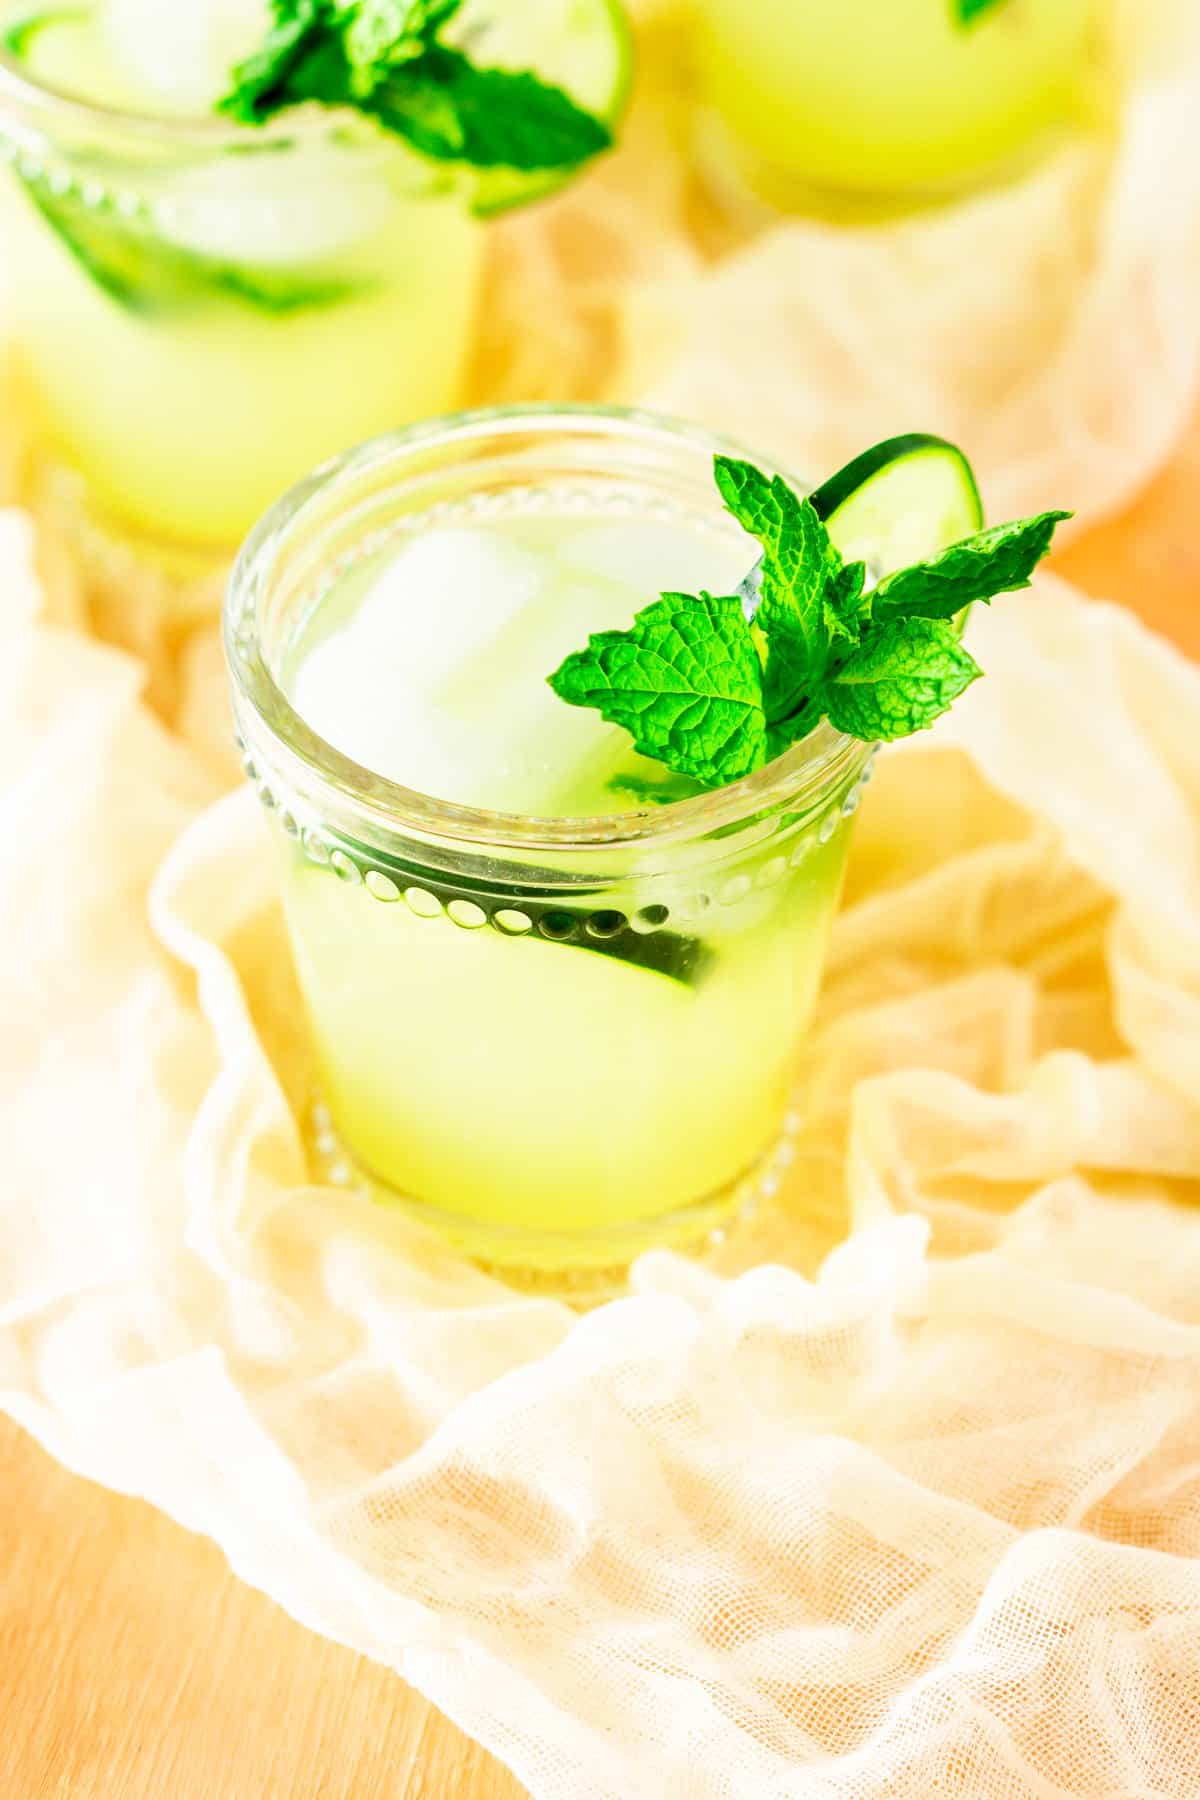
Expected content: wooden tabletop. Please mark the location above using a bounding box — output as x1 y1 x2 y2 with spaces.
3 410 1198 1800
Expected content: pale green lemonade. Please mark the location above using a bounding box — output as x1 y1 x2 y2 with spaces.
696 0 1103 210
230 417 869 1270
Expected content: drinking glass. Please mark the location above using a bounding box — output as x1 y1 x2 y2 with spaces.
225 407 874 1276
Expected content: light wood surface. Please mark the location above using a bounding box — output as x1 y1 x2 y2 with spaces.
1 1421 526 1800
2 412 1197 1800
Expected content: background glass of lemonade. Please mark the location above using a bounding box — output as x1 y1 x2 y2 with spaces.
225 408 873 1278
0 6 483 584
693 0 1107 214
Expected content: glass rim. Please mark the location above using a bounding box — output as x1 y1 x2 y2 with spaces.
225 404 873 854
0 20 334 149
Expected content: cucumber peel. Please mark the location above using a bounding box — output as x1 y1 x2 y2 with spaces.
18 175 367 315
812 433 984 576
324 842 714 988
7 149 365 321
811 433 985 637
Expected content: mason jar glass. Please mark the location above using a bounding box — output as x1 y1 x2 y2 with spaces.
693 0 1111 217
0 8 483 610
225 407 874 1277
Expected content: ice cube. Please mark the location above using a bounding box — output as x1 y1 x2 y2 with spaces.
560 519 750 605
157 141 396 267
435 562 632 812
292 628 468 799
289 526 551 804
100 0 271 117
288 519 728 815
350 527 548 694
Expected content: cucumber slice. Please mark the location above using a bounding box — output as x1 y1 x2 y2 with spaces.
329 839 713 988
17 174 366 316
5 10 367 316
443 0 632 217
811 433 984 577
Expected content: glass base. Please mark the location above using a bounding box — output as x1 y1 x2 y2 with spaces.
29 457 230 712
308 1096 801 1304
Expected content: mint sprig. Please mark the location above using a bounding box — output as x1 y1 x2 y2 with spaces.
220 0 612 182
548 449 1069 789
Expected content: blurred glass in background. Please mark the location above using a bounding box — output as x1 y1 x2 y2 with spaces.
691 0 1113 217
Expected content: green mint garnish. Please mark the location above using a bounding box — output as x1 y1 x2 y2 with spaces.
956 0 1009 23
712 458 863 721
548 449 1069 789
220 0 612 184
366 48 609 169
345 0 458 87
549 591 768 790
820 617 979 741
870 512 1069 623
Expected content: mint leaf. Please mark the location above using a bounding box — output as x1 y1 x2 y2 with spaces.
871 511 1071 624
221 0 611 178
956 0 1009 22
548 593 768 789
345 0 455 91
713 456 845 720
220 0 333 123
714 457 840 665
821 619 980 741
823 559 869 646
371 49 612 169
